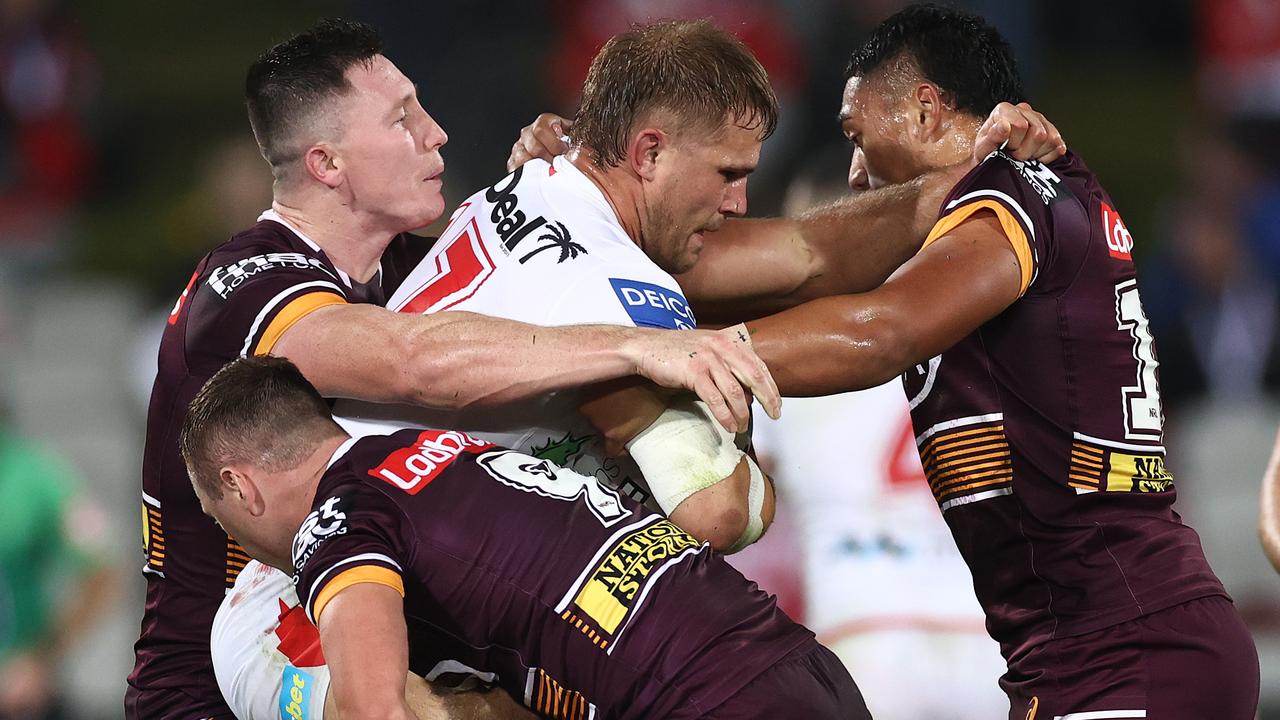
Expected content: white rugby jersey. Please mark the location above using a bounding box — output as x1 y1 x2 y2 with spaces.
335 156 696 506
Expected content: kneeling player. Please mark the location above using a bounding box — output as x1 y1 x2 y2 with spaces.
188 356 868 720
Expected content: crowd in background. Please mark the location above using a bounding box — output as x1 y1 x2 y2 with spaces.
1 0 1279 717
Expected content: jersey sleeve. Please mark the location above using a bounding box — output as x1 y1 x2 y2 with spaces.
291 483 410 626
921 151 1065 296
188 249 350 364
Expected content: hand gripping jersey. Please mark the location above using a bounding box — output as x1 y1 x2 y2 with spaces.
904 151 1227 661
127 211 428 719
294 429 812 720
337 157 695 508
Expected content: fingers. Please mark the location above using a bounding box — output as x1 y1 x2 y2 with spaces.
719 323 781 421
506 114 574 172
973 102 1067 165
1016 102 1066 162
706 359 752 433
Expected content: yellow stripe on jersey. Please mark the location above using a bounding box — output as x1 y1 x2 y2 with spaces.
253 291 347 356
312 565 405 622
922 200 1035 295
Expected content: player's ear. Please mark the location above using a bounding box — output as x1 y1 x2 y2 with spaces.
628 127 666 182
303 143 343 189
218 467 247 504
913 83 946 141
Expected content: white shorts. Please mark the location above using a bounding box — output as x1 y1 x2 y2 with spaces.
211 560 331 720
828 629 1008 720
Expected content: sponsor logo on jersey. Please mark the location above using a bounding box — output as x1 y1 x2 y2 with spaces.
1101 201 1133 260
207 253 334 299
609 278 695 330
279 664 315 720
168 269 199 325
291 496 348 569
997 153 1063 205
517 221 585 264
530 431 592 466
369 429 494 495
570 520 700 642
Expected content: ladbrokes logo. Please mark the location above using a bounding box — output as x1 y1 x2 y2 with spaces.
369 429 494 495
207 253 334 299
291 496 347 569
1101 201 1133 260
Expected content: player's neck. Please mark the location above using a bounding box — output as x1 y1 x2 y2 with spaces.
567 148 644 246
928 116 982 169
269 195 392 284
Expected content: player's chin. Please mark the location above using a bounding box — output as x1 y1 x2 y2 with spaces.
408 196 446 231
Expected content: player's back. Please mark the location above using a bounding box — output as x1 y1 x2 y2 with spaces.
294 429 811 720
903 151 1227 661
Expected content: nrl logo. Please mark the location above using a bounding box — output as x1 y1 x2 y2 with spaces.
291 496 347 569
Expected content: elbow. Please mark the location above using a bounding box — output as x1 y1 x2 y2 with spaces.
671 496 748 552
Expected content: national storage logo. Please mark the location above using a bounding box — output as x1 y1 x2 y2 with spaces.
565 519 700 650
609 278 695 330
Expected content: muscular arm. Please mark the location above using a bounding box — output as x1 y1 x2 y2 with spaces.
1261 427 1280 573
272 304 779 433
318 583 415 720
679 167 965 324
746 212 1023 396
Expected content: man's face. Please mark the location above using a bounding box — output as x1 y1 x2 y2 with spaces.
330 55 448 232
643 118 761 274
193 475 267 563
839 74 925 192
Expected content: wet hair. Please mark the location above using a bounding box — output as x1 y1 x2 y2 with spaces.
244 18 383 174
846 3 1026 116
181 356 341 499
573 19 779 168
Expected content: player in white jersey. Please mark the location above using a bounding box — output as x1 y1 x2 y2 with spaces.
751 384 1006 720
337 155 715 517
335 21 783 552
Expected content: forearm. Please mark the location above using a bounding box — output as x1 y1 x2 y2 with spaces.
1261 427 1280 573
280 306 639 410
747 295 912 397
684 167 963 326
46 564 115 659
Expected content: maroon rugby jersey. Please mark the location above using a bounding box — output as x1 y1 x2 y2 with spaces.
127 213 428 719
294 429 812 720
902 151 1228 662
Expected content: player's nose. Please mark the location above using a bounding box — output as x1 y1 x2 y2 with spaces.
721 182 748 217
848 151 870 193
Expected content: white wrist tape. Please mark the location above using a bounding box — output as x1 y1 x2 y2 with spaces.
727 456 767 553
625 397 744 516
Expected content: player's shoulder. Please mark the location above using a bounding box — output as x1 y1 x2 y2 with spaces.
943 150 1087 220
197 218 342 303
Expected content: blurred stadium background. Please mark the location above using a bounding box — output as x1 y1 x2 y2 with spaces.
2 0 1278 716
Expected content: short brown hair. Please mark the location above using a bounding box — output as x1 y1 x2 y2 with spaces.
573 19 779 168
245 18 383 175
181 356 342 499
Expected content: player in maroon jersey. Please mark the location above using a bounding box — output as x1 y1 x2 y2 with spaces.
673 5 1260 718
126 18 784 720
180 355 869 720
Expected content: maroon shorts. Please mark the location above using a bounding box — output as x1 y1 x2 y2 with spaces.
124 684 235 720
706 640 870 719
1001 595 1259 720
